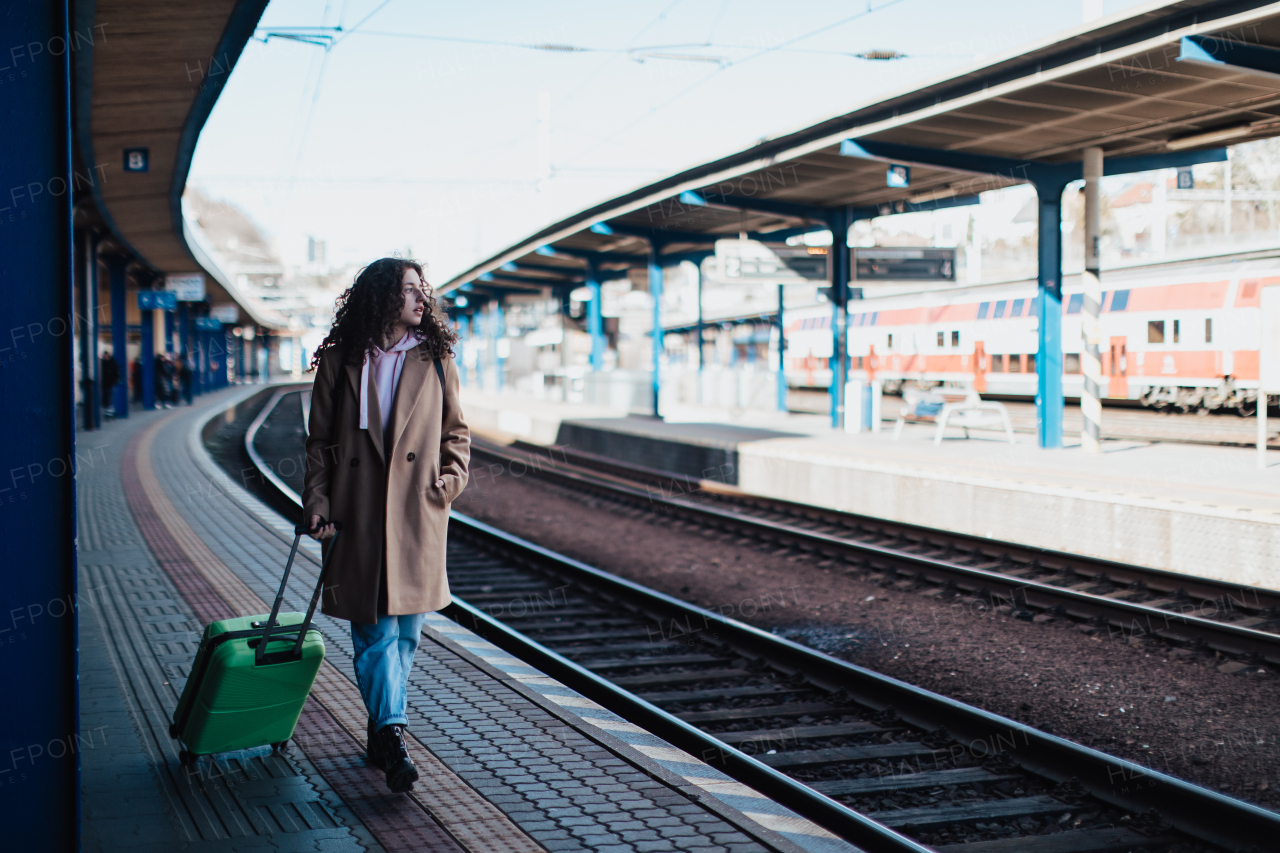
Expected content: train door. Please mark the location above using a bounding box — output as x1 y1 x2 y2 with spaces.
972 341 987 393
1108 336 1128 398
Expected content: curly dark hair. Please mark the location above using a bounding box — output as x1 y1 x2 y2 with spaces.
310 258 457 371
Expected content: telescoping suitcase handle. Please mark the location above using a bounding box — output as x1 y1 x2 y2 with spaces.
255 520 341 666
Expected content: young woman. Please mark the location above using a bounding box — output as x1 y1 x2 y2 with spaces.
302 257 470 793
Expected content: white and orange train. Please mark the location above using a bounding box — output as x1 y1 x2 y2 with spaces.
783 254 1276 414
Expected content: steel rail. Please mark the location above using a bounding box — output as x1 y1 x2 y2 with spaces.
503 437 1280 615
445 512 1280 852
471 441 1280 665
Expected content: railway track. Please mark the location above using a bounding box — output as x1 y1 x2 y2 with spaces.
238 389 1280 853
468 437 1280 668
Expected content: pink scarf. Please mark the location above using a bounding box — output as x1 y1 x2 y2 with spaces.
359 333 420 433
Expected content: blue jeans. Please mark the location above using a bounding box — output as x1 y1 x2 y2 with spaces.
350 613 426 729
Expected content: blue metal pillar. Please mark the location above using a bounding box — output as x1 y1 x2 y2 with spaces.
827 207 852 429
649 241 665 418
140 298 156 410
164 307 175 353
178 302 189 393
106 254 129 417
494 301 506 392
76 229 93 430
0 1 78 847
777 283 787 412
474 311 485 391
89 234 102 429
587 260 604 371
1036 183 1066 448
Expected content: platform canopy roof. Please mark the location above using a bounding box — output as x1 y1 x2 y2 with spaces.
74 0 282 328
440 0 1280 301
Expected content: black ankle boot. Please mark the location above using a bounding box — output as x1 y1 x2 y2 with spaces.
375 724 418 793
366 719 384 769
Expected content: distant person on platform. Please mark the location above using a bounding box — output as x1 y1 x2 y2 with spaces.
178 356 193 404
130 358 142 404
302 258 470 794
100 349 120 412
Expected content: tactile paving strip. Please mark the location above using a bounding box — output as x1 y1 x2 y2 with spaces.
124 411 546 853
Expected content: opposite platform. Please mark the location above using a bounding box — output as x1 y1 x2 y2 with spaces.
460 389 1280 590
76 384 855 853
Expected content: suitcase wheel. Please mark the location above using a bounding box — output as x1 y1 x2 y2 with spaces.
271 740 287 751
179 750 197 768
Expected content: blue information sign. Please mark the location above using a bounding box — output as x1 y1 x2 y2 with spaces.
887 163 910 188
1177 167 1194 189
195 317 224 331
137 290 177 310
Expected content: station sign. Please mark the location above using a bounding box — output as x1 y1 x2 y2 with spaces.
195 317 225 331
715 239 828 282
210 304 240 324
887 164 910 188
137 290 177 311
1177 167 1194 190
854 247 955 281
123 147 149 173
165 273 206 301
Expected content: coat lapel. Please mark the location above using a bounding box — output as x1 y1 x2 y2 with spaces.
346 360 385 461
390 346 430 452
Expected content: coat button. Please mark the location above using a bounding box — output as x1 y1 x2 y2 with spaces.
349 458 359 468
406 452 416 462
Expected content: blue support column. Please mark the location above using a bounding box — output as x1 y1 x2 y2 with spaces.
237 333 245 382
475 311 485 391
1037 183 1066 448
649 241 665 418
777 283 787 412
164 307 175 353
89 235 102 429
587 259 604 371
827 207 852 429
494 301 506 391
140 299 156 410
106 255 129 417
76 229 92 430
0 2 78 847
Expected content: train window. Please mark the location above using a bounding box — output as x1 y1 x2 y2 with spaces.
1110 289 1130 311
1009 354 1022 373
1064 353 1081 374
977 302 990 319
1173 319 1180 343
1066 293 1084 314
1148 320 1165 343
1205 317 1213 343
887 334 893 349
951 330 960 347
991 354 1005 372
1010 298 1024 317
1027 353 1035 374
993 300 1007 318
937 331 945 347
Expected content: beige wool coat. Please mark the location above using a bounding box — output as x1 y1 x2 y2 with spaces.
302 343 470 623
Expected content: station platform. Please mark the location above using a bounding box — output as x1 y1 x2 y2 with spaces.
77 385 854 853
461 388 1280 592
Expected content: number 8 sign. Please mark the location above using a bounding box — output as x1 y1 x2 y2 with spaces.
123 148 149 173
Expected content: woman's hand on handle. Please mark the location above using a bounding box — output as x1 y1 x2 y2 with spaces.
308 515 336 540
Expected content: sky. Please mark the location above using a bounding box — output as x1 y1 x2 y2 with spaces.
189 0 1156 283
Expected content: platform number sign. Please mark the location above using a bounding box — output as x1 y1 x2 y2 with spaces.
887 164 910 188
123 148 149 173
1177 167 1194 189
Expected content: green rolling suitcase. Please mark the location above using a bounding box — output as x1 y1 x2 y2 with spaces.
169 523 337 766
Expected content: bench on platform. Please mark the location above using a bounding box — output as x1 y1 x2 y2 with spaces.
892 387 1015 445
